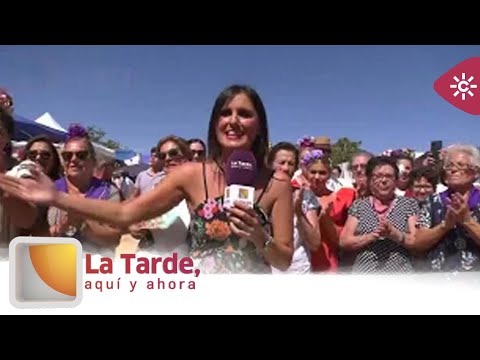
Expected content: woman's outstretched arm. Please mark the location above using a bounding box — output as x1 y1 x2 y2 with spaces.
0 163 196 228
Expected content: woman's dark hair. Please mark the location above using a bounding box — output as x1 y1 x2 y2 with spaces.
157 135 193 161
65 124 96 161
267 141 299 169
0 107 14 163
188 138 206 150
394 154 414 167
408 166 439 189
207 84 269 169
22 135 62 180
366 156 399 180
0 107 14 139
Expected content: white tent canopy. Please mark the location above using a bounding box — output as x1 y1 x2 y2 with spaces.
35 112 67 133
24 112 116 161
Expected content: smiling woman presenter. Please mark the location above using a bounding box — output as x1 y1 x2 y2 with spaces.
0 84 294 274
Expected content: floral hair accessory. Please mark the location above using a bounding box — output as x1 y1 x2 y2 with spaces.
301 149 325 167
382 148 415 159
67 123 89 140
297 136 315 149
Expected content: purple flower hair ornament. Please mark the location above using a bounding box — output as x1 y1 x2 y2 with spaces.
383 148 415 159
300 149 325 167
67 123 89 140
297 136 315 149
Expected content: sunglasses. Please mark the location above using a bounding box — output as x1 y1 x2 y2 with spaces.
27 150 53 161
157 148 183 161
61 150 90 162
191 150 205 156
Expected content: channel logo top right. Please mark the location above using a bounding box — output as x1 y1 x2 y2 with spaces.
434 57 480 115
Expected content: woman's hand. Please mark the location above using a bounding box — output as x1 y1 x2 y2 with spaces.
0 169 58 205
449 192 470 223
293 187 305 216
226 201 269 249
378 218 404 243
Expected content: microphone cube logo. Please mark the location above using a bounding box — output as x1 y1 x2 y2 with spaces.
9 237 83 309
434 57 480 115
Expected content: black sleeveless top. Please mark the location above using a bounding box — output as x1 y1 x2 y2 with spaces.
187 162 273 274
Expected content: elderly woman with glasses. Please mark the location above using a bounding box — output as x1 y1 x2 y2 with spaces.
414 144 480 272
340 156 419 274
46 124 122 257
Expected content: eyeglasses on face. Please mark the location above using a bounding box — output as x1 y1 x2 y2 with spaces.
61 150 90 162
27 150 53 161
371 173 395 182
412 184 434 191
157 148 183 161
443 162 476 172
352 164 367 170
191 150 205 156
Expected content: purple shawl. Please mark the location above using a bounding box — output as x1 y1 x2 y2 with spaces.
55 177 111 200
439 186 480 211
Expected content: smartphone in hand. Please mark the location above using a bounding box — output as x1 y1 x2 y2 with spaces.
430 140 443 161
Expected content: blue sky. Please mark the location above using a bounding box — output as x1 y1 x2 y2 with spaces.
1 45 479 155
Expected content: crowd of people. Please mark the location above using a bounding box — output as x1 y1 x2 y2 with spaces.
1 84 479 275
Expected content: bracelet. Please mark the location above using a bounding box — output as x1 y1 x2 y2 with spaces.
263 235 274 253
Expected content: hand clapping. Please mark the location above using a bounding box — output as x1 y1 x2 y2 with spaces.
446 192 470 224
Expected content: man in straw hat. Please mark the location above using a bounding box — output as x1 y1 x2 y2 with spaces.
314 136 332 155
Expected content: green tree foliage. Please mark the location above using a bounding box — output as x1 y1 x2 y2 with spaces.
87 126 121 150
330 137 363 167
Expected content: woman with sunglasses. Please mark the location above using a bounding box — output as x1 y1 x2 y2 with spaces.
0 84 294 273
16 135 62 237
122 135 193 258
46 124 122 256
187 138 206 163
22 135 62 182
0 108 37 258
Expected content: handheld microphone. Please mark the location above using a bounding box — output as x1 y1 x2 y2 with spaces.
223 150 257 209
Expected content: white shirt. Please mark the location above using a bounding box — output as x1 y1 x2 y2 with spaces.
138 200 191 258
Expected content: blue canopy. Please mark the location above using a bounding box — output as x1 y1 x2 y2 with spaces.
113 150 151 165
13 114 68 143
114 149 138 162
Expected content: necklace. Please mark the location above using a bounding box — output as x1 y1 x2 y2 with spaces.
370 196 396 220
